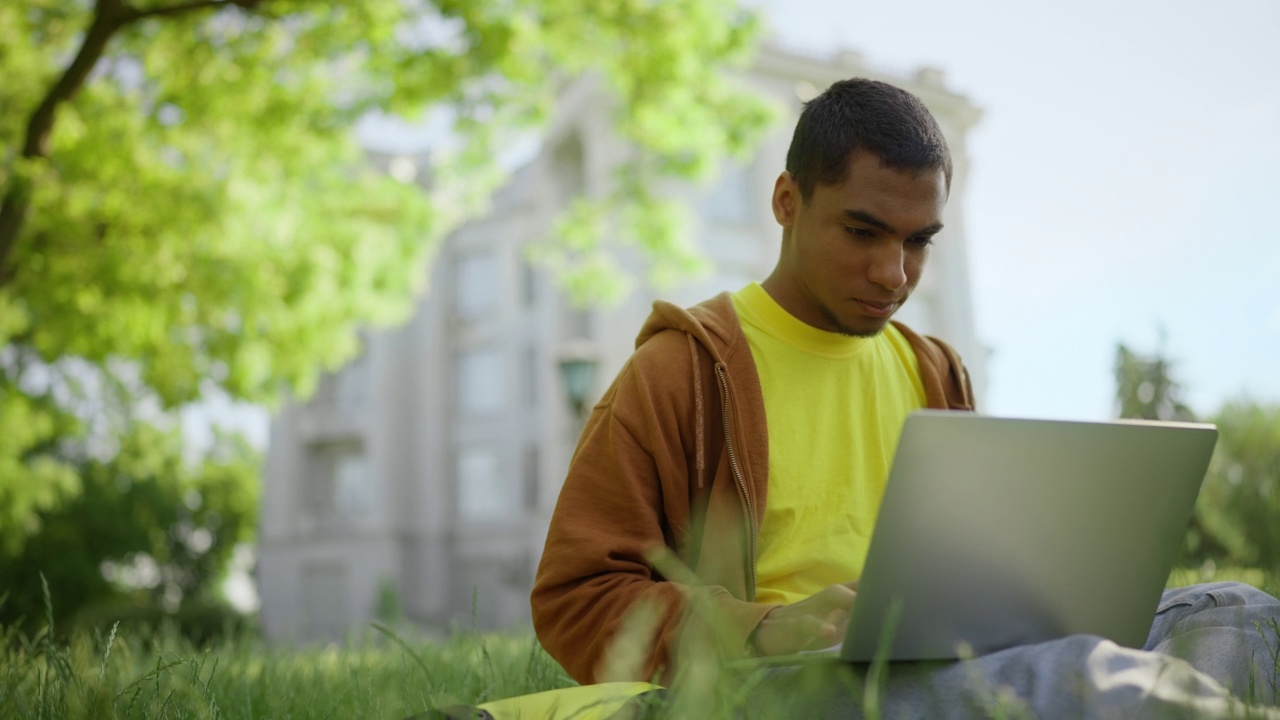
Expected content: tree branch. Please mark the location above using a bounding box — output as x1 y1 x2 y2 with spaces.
0 0 264 289
128 0 263 22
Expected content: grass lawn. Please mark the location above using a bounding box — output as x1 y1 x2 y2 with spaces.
4 567 1277 719
2 619 579 719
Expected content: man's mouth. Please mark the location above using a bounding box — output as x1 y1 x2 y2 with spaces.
854 298 898 318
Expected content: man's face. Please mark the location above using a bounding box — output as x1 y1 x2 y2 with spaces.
766 151 947 337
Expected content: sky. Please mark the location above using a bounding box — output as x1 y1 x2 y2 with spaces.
754 0 1280 420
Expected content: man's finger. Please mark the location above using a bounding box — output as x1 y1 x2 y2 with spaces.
806 619 842 651
813 583 857 610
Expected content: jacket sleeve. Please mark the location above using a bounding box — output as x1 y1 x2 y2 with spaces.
530 333 772 685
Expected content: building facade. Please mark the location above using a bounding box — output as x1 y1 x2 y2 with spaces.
258 44 986 641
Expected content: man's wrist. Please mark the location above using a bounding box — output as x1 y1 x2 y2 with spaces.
747 607 778 656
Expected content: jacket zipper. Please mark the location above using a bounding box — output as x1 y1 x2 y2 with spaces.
715 364 757 593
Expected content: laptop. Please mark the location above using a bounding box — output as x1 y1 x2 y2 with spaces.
836 410 1218 663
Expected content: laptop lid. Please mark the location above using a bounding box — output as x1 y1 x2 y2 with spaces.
841 411 1217 663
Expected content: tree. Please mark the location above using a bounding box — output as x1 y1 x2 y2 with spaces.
0 422 258 632
1193 401 1280 573
1113 342 1196 423
1114 343 1280 575
0 0 772 618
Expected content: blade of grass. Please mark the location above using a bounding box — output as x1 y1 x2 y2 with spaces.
370 621 431 679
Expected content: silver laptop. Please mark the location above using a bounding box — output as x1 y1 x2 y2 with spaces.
840 410 1217 663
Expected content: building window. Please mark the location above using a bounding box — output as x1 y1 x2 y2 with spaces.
334 449 375 518
520 260 538 306
706 161 753 225
456 348 505 415
523 445 540 510
454 250 498 322
522 345 538 409
552 132 586 204
457 445 517 522
303 442 374 522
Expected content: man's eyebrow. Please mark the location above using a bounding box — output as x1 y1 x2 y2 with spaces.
844 210 895 233
844 209 944 236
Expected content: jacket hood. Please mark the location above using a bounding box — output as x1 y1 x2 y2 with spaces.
635 293 740 363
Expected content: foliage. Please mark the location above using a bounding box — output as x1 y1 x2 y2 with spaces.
1188 402 1280 573
0 422 259 634
72 596 258 647
1114 343 1280 575
0 378 82 555
1113 342 1196 422
0 0 772 617
1 0 770 405
373 577 407 629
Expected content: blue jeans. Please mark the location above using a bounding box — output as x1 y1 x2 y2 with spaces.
747 583 1280 719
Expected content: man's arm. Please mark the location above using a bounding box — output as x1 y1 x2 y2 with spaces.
532 389 684 683
531 332 774 684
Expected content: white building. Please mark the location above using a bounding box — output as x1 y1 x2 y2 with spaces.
257 43 986 641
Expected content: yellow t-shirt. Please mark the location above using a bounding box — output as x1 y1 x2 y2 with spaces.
731 283 926 606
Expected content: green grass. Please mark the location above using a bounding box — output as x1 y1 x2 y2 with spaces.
5 620 1280 719
4 569 1278 719
0 618 577 719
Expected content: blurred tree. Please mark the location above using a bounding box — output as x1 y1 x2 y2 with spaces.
0 422 258 632
1114 343 1280 574
1191 402 1280 573
1113 342 1196 422
0 0 772 591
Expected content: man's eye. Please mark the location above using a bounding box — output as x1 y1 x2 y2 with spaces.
846 227 876 238
909 236 935 247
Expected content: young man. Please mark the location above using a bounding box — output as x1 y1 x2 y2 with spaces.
531 79 1280 715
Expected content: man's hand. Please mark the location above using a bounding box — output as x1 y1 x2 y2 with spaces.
749 581 859 656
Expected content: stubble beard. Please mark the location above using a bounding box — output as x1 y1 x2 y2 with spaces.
819 302 886 339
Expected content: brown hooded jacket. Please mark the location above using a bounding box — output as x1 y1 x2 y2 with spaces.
530 293 975 684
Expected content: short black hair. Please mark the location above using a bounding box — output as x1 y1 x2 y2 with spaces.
785 78 952 200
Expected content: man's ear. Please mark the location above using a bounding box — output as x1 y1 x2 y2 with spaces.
772 171 799 229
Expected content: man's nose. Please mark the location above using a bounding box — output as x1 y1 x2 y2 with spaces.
867 244 907 290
